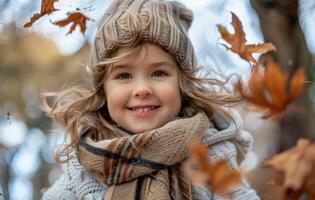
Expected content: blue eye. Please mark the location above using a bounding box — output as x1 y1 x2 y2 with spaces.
116 73 132 80
152 70 168 77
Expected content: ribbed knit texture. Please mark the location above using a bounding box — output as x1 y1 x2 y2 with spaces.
42 159 106 200
87 0 197 85
42 109 260 200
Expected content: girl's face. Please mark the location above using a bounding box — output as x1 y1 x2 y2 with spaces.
104 43 182 134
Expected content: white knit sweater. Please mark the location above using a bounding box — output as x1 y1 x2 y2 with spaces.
42 110 260 200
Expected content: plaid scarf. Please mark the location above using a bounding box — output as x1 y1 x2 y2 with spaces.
76 112 209 200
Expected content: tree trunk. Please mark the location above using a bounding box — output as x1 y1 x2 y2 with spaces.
250 0 314 151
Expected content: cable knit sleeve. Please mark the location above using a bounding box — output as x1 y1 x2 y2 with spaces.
196 109 260 200
207 140 260 200
191 139 260 200
42 159 106 200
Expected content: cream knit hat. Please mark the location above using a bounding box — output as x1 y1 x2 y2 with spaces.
87 0 197 83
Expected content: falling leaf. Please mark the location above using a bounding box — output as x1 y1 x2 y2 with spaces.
52 12 92 35
217 12 276 64
236 60 305 118
185 140 242 194
263 139 315 199
24 0 58 28
288 68 305 101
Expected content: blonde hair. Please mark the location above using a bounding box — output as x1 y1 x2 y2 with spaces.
41 1 242 162
41 43 241 162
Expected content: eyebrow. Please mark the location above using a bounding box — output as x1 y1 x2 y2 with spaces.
112 61 177 70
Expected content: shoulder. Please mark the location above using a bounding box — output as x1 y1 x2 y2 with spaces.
203 108 253 164
195 109 260 199
42 159 106 200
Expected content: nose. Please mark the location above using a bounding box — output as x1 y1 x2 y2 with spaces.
132 83 153 98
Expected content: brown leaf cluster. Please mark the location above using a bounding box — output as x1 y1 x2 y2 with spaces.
217 11 311 200
236 60 305 118
218 12 305 119
185 140 242 195
217 12 276 64
24 0 91 35
264 139 315 200
24 0 58 28
53 12 91 35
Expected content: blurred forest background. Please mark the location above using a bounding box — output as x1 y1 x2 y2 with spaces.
0 0 315 199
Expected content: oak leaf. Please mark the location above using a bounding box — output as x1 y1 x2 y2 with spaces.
217 12 276 64
236 60 305 118
264 139 315 200
185 140 241 195
52 12 92 35
24 0 58 28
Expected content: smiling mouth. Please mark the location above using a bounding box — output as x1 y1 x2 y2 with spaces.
126 106 161 118
127 106 160 112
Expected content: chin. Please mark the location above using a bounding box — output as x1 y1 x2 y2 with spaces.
132 128 152 134
130 125 158 134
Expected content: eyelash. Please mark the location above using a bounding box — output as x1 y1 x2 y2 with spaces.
115 73 131 80
152 70 169 77
115 70 169 80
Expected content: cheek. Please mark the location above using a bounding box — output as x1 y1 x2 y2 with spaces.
157 81 182 113
105 83 129 113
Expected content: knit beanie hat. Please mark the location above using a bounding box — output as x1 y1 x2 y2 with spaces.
87 0 197 84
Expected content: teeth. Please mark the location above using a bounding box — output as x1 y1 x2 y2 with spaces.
132 107 155 112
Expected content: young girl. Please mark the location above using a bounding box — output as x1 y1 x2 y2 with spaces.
42 0 260 199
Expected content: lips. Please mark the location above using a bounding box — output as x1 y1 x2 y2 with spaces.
127 106 159 111
126 105 160 118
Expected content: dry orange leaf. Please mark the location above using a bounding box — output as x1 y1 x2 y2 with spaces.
217 12 276 64
24 0 58 28
52 12 91 35
236 60 305 119
263 139 315 200
186 140 241 195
